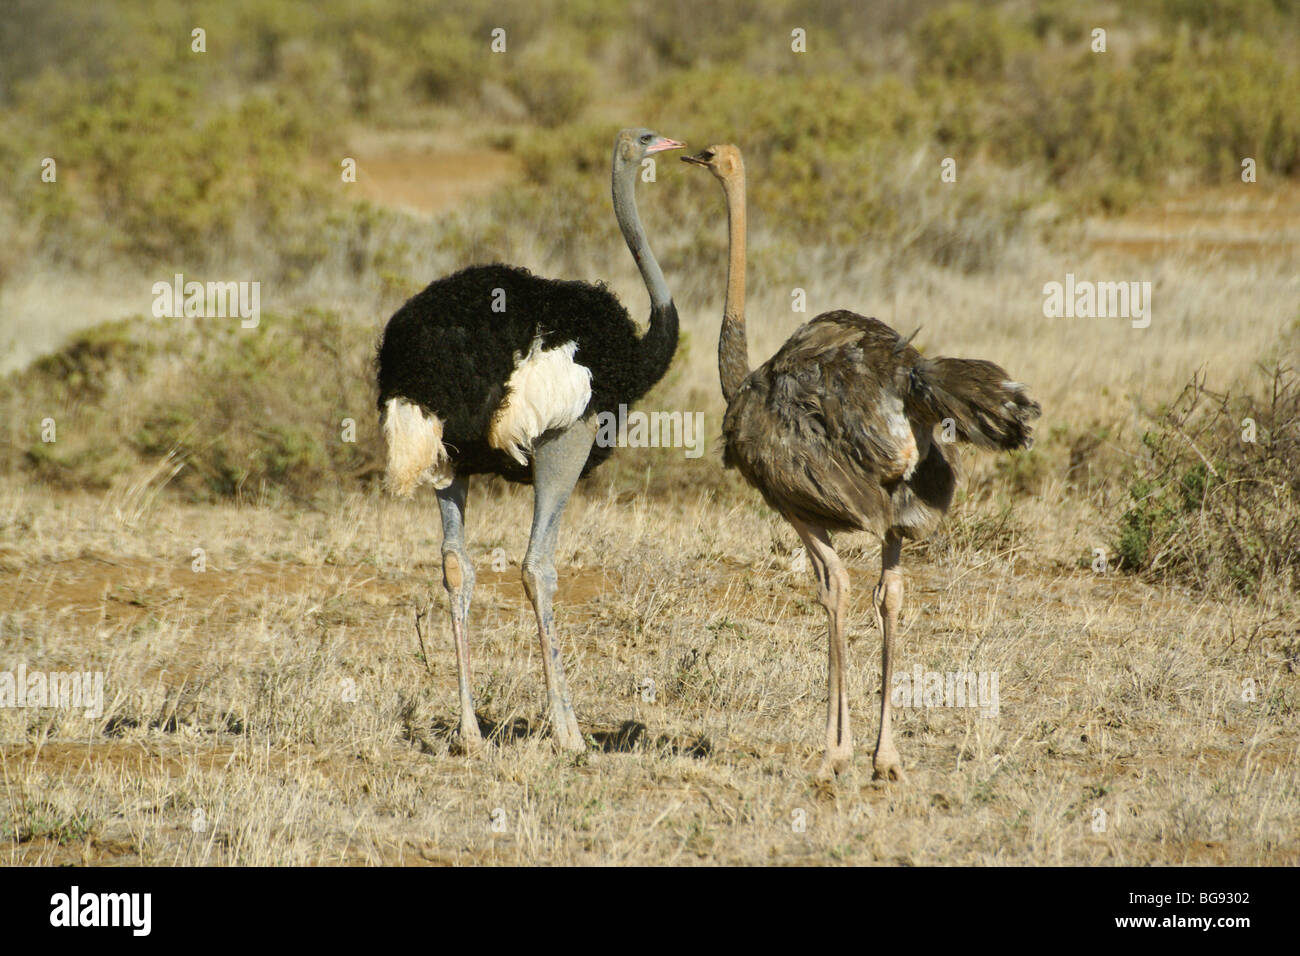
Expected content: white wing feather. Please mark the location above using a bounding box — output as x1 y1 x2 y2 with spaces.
489 338 592 465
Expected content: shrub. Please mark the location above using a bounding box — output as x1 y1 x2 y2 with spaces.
1112 364 1300 596
506 40 597 128
911 3 1031 82
1158 0 1293 35
410 23 482 103
28 319 155 401
2 310 383 502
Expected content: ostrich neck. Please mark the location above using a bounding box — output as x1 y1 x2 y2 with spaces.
719 173 750 405
612 164 672 311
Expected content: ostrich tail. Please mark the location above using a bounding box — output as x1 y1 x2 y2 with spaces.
381 398 454 497
912 358 1040 451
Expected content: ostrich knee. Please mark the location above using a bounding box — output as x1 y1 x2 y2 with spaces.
443 548 475 617
815 562 850 614
521 557 556 613
875 571 902 622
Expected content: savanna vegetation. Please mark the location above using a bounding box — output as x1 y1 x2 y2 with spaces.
1 0 1297 865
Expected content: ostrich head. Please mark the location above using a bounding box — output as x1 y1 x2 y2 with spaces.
681 144 744 182
615 128 686 169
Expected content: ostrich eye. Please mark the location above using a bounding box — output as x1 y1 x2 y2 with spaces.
703 150 715 160
640 134 652 143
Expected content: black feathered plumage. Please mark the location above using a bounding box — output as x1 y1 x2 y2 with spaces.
376 262 678 482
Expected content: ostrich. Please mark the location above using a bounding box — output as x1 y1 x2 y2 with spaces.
377 129 685 754
682 145 1040 781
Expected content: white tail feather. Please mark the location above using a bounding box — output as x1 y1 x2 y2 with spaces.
382 397 453 497
489 338 592 465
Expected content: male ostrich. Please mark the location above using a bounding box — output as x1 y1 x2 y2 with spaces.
682 145 1040 781
377 129 685 753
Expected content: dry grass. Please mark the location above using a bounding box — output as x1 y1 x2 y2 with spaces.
1 404 1296 865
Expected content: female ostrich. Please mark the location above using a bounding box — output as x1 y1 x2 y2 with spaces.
377 129 685 754
682 145 1040 781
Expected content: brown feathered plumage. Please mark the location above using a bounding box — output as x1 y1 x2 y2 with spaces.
685 144 1042 782
723 310 1039 537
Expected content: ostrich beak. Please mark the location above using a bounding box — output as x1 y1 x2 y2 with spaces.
680 151 710 166
646 137 685 154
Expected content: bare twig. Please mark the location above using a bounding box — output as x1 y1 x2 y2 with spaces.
413 607 434 677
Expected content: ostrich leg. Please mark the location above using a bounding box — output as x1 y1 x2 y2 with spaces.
792 518 853 779
437 475 482 753
873 529 907 782
522 419 595 752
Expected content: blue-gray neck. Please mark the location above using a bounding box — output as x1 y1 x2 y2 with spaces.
612 160 672 311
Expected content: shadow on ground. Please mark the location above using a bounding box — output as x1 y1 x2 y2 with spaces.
421 715 712 758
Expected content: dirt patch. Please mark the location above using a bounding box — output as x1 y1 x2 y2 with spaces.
2 740 243 778
1085 183 1300 263
335 128 521 216
0 551 405 631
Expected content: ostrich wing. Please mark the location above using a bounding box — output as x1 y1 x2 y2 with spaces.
722 312 923 535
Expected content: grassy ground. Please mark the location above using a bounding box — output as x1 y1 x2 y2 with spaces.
2 458 1296 865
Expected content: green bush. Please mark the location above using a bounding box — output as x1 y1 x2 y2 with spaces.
410 22 482 103
128 309 378 500
911 3 1031 82
4 0 1299 281
1112 365 1300 595
52 74 324 264
648 68 1025 268
994 31 1300 197
2 310 383 502
28 319 155 401
1159 0 1294 34
507 41 597 128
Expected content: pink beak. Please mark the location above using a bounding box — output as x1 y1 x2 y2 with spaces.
646 137 686 154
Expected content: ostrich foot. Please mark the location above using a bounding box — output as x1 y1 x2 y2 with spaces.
552 724 587 753
550 707 587 753
563 709 584 751
872 747 907 783
814 749 853 782
451 721 484 756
